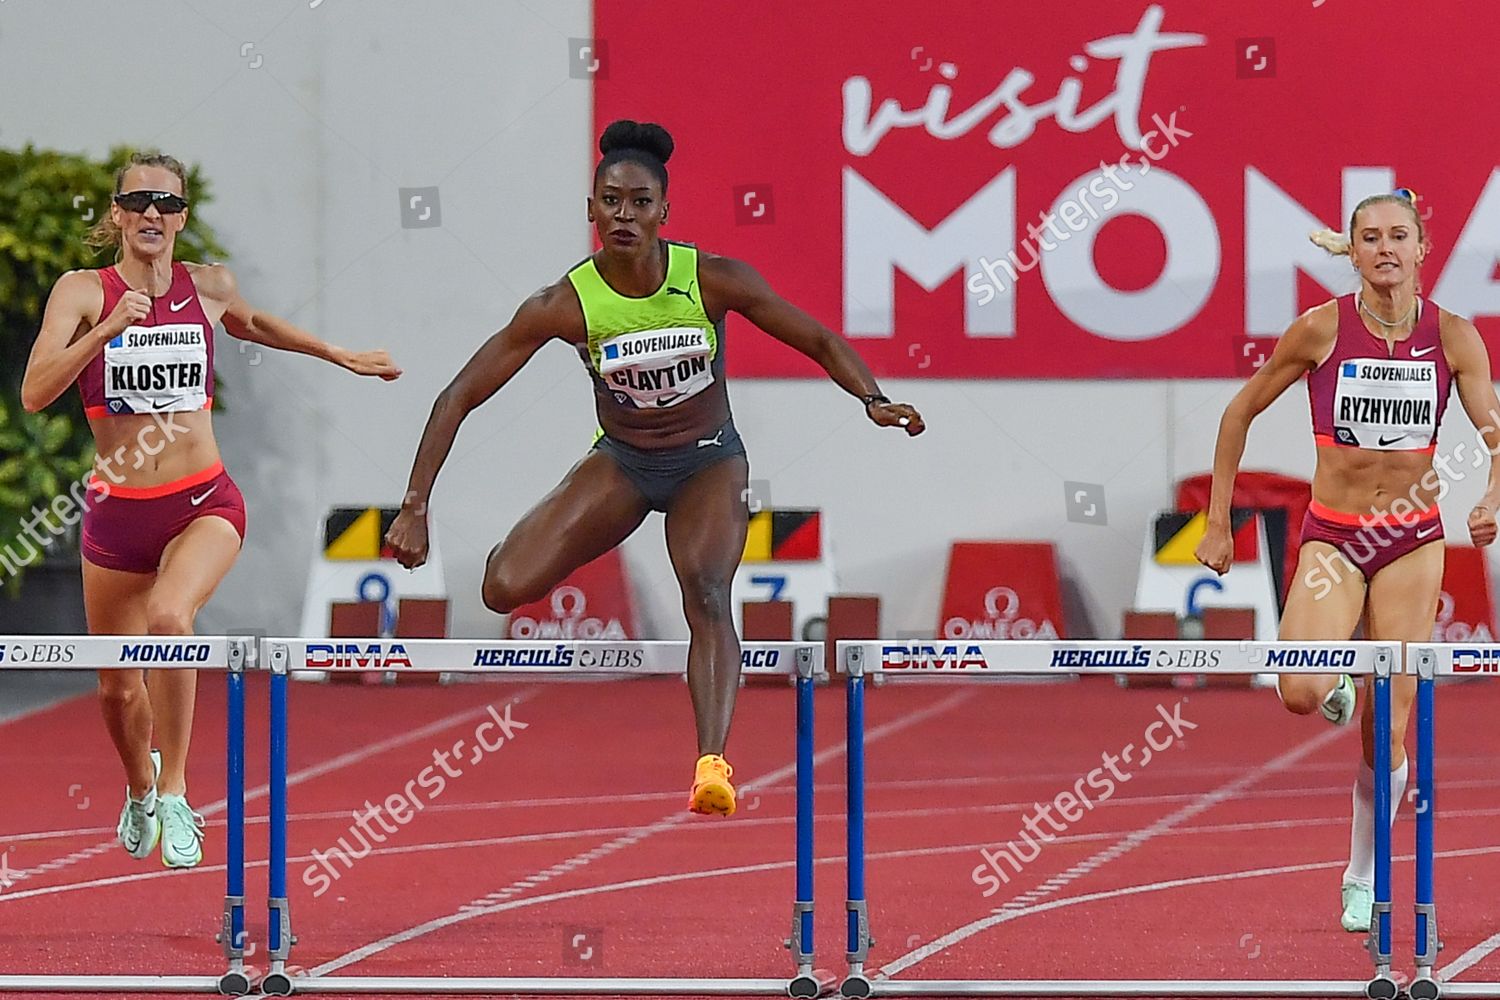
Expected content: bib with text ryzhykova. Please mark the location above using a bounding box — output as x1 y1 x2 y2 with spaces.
1331 357 1438 450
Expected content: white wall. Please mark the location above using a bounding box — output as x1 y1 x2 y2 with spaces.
4 1 1493 640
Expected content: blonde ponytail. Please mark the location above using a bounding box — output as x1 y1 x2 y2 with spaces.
1309 228 1351 256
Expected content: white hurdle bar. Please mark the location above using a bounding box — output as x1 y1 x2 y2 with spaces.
0 635 253 997
1403 645 1500 1000
0 975 232 994
274 637 812 677
838 640 1402 1000
257 638 826 998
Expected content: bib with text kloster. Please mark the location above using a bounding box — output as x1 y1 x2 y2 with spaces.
103 323 210 415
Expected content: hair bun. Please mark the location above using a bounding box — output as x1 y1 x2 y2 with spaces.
598 120 674 164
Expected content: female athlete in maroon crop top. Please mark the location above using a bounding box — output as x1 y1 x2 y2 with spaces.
22 152 400 867
1196 190 1500 932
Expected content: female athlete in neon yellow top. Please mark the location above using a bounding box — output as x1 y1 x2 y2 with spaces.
387 120 924 816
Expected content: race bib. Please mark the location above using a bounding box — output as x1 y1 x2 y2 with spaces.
596 326 715 408
104 323 210 415
1333 357 1437 449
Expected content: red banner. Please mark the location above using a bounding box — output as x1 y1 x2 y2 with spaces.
504 550 640 641
595 1 1500 378
937 541 1065 640
1434 546 1496 643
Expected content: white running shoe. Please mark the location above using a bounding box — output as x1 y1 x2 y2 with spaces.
159 792 205 868
116 749 162 860
1341 880 1373 932
1321 674 1356 726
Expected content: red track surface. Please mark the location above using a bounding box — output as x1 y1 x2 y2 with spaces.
3 674 1499 999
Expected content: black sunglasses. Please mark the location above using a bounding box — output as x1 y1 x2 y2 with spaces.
114 190 189 214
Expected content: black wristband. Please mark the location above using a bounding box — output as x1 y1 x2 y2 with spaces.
861 393 891 409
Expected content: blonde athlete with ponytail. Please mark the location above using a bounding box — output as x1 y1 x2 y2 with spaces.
22 152 400 868
1197 189 1500 932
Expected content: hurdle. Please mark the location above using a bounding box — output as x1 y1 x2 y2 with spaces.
1405 644 1492 1000
257 638 824 998
0 635 251 996
837 639 1401 999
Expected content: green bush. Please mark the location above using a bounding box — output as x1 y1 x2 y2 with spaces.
0 144 228 592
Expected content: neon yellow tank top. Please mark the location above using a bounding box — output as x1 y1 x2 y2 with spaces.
566 242 721 411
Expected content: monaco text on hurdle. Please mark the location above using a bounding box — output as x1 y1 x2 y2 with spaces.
118 642 214 663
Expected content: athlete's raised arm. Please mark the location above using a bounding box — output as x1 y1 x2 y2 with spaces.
191 263 401 379
386 283 576 569
21 270 139 412
699 254 924 436
1195 302 1337 574
1442 310 1500 546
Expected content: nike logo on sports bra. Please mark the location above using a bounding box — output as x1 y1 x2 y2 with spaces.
168 297 192 312
1411 345 1437 358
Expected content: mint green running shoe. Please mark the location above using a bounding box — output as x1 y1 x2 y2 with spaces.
159 790 205 868
1321 674 1356 727
116 749 162 860
1341 881 1373 932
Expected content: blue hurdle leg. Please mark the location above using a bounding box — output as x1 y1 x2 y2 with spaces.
217 643 251 997
1414 648 1440 990
1369 657 1393 979
786 648 818 999
842 646 873 999
262 647 295 997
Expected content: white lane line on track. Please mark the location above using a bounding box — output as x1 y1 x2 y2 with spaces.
290 841 1500 978
0 806 1361 902
12 781 1500 905
0 688 92 728
875 724 1347 981
1443 931 1500 980
309 690 973 977
10 748 1500 846
16 770 1500 848
0 690 538 888
5 815 1494 917
0 810 1357 901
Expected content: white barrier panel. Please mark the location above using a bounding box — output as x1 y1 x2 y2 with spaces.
0 636 236 670
299 506 448 638
1132 512 1282 642
1408 642 1500 678
264 639 824 677
840 640 1396 677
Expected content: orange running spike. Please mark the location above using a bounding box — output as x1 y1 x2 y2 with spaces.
688 753 736 816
